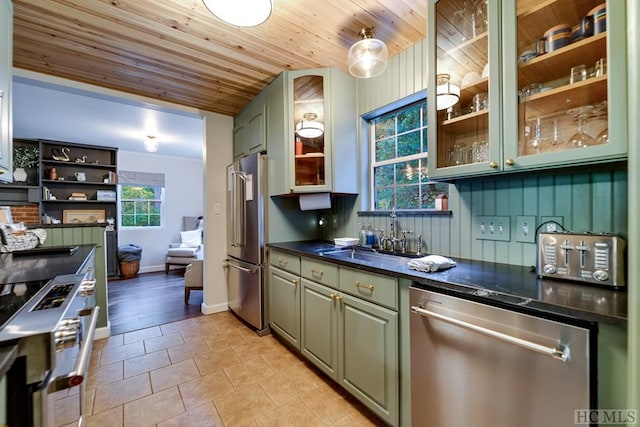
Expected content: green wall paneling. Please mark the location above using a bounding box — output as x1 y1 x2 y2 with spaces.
41 226 108 329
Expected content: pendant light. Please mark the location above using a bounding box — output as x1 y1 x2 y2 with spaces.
202 0 272 27
347 28 388 78
295 113 324 139
436 74 461 110
144 135 159 153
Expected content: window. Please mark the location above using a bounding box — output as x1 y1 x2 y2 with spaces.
370 100 449 210
118 171 165 228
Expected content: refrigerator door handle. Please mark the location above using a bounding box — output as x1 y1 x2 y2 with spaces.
224 259 257 274
231 170 247 247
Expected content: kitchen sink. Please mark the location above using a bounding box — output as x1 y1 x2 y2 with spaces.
321 247 414 267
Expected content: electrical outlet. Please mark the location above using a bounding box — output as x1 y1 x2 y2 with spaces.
540 216 563 232
475 216 511 241
515 215 536 243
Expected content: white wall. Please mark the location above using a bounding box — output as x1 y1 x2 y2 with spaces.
117 150 204 272
201 111 233 315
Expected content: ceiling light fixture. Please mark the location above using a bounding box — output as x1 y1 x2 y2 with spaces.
202 0 272 27
295 113 324 139
144 135 159 153
436 74 461 110
347 28 388 78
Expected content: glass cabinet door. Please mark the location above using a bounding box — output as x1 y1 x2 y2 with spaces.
428 0 499 178
503 0 626 168
292 74 327 189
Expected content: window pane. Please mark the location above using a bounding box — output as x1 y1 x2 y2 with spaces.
396 185 419 209
375 187 394 210
374 164 395 188
375 137 396 162
120 184 163 228
374 114 395 140
397 130 420 157
397 104 420 133
422 182 449 209
397 160 420 185
370 99 448 211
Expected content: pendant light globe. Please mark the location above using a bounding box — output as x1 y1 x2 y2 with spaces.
348 28 388 78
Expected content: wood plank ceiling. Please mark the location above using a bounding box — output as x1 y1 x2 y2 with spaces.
12 0 427 117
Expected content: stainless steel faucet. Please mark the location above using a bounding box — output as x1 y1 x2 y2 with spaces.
400 229 413 253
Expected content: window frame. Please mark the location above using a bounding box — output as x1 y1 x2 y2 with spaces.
368 97 447 211
118 184 165 229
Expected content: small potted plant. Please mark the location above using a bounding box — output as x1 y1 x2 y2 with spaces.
12 145 39 184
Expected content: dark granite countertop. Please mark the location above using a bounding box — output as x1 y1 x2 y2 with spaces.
0 245 96 283
268 240 627 327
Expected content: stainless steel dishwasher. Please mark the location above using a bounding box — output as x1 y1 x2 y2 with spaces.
409 286 596 427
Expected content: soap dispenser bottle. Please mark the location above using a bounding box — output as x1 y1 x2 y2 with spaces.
365 224 375 247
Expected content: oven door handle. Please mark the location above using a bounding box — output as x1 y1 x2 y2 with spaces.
48 306 100 392
410 305 570 362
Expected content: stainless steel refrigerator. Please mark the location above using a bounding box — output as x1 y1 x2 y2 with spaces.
225 152 267 334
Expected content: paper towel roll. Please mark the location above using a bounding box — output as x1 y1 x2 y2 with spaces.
299 193 331 211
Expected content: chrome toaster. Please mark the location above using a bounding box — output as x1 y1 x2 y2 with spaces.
537 232 626 287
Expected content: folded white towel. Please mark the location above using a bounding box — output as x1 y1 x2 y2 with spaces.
407 255 456 273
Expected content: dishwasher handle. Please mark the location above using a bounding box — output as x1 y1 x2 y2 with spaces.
410 305 570 362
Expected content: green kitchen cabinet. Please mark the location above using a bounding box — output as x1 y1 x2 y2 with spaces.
427 0 627 180
340 292 398 426
268 250 301 350
264 68 358 196
301 278 339 379
0 0 12 181
233 92 265 160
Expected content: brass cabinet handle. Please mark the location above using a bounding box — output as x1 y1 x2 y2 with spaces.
489 161 498 169
0 169 4 175
278 258 288 267
355 280 374 292
330 293 336 300
310 268 324 277
291 279 299 285
505 158 515 167
330 293 343 302
335 295 343 302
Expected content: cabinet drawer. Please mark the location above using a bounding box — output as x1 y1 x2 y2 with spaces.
269 250 300 275
339 267 397 310
301 257 338 287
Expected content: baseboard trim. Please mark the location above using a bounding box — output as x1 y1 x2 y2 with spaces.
201 301 228 315
94 322 111 340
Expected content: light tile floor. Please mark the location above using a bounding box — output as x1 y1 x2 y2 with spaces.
54 311 385 427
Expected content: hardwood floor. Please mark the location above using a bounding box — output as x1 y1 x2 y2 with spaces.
107 269 204 335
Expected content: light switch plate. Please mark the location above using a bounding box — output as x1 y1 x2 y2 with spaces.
474 216 511 241
515 215 536 243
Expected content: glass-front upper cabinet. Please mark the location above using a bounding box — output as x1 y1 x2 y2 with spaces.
503 0 627 169
427 0 501 179
290 73 329 192
428 0 627 180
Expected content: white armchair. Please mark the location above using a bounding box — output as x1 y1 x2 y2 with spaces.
184 259 203 304
165 216 203 273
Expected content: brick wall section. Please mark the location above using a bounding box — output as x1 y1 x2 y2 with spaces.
10 205 40 225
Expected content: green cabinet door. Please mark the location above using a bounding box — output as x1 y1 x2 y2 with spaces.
246 92 265 154
268 266 301 350
232 111 247 160
339 293 398 426
300 278 339 380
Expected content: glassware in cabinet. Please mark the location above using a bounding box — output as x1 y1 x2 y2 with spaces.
506 0 626 167
428 0 497 178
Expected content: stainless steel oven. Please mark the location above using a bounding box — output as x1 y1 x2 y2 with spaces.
0 273 98 427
